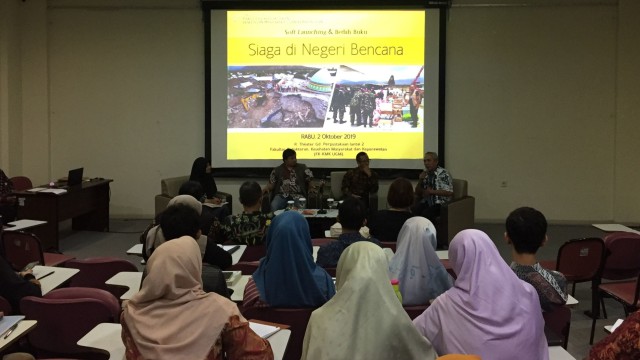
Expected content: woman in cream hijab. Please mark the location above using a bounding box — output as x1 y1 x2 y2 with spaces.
389 217 452 305
300 241 436 360
121 236 273 360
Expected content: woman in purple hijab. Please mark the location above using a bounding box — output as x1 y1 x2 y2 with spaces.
413 229 548 360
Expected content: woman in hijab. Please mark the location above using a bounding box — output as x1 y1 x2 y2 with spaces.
389 217 452 305
413 229 548 360
190 157 221 204
242 211 335 308
121 236 273 360
301 242 437 360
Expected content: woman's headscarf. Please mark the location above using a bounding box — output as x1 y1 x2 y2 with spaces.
146 195 206 256
413 229 548 360
301 242 437 360
189 157 217 198
389 217 452 305
124 236 241 359
252 211 335 307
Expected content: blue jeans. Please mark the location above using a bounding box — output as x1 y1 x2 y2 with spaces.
270 194 290 212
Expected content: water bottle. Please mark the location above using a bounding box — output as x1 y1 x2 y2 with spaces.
391 279 402 303
286 200 294 211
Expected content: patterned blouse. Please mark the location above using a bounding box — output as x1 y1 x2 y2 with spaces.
510 262 568 312
121 314 273 360
588 310 640 360
209 212 274 246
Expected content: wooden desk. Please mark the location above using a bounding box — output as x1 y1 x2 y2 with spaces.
230 275 251 302
77 322 290 360
230 245 247 265
105 272 143 300
126 244 143 256
15 179 112 250
0 320 37 351
33 265 79 295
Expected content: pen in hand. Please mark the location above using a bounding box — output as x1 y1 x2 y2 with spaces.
37 271 54 280
3 323 18 339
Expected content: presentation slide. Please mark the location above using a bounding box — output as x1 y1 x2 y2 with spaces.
209 8 441 170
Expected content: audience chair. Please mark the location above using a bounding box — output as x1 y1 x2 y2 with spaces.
543 304 572 349
588 231 640 344
237 244 266 262
589 273 640 344
403 304 429 320
0 295 12 315
540 237 605 296
20 287 120 359
242 307 315 360
311 238 336 246
1 231 74 270
379 241 397 252
65 257 138 299
9 176 33 192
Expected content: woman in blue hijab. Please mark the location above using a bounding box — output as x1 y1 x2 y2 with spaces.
243 211 335 308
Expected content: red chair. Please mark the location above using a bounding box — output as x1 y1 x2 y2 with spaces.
588 232 640 344
539 237 605 296
65 257 138 299
311 238 336 246
0 295 12 315
590 273 640 344
20 287 120 359
543 304 572 349
242 307 315 360
1 231 74 270
403 304 429 320
9 176 33 191
237 244 266 262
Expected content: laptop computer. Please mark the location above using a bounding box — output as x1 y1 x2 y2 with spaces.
67 167 84 187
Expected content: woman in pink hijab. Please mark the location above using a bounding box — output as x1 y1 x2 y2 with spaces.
413 229 548 360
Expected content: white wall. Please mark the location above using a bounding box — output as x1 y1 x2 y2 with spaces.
1 0 638 224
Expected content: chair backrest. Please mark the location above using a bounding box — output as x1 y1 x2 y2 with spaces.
380 241 397 252
65 257 138 298
330 171 347 200
1 231 44 270
20 287 120 357
9 176 33 191
403 304 429 320
451 178 468 200
555 237 605 282
543 304 571 349
241 307 315 360
0 295 12 315
311 238 336 246
602 232 640 280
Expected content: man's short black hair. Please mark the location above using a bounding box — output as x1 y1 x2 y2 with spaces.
506 207 548 254
282 148 296 161
239 181 263 207
160 203 201 240
355 151 367 161
338 196 366 230
179 181 205 202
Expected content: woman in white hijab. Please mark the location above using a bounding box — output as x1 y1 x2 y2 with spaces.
389 217 452 305
122 236 273 360
300 241 437 360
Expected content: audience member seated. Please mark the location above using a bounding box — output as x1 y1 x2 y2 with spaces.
587 309 640 360
0 254 42 313
179 180 229 235
189 156 224 205
122 236 273 359
144 195 231 270
505 206 567 312
369 177 415 242
209 181 273 246
159 203 230 298
316 197 380 268
341 151 379 210
389 217 452 305
243 211 335 308
413 229 548 360
263 148 313 212
0 168 16 225
301 242 437 360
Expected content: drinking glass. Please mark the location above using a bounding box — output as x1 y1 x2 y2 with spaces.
298 197 307 210
327 198 335 210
